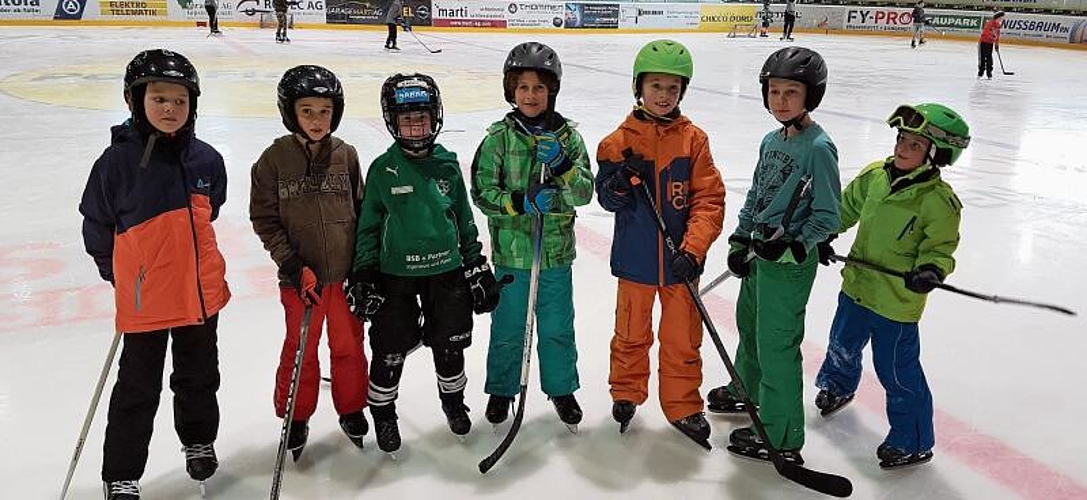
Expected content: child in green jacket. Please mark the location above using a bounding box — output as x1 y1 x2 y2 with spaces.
814 103 971 469
346 73 501 458
471 42 594 432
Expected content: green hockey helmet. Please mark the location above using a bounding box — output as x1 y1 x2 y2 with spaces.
632 39 693 101
887 103 971 166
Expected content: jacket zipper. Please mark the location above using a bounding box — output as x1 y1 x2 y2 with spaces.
135 265 146 312
180 162 209 322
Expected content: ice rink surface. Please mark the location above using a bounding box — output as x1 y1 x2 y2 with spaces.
1 25 1085 499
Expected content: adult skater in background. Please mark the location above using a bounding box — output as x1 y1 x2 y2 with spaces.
759 0 772 38
204 0 221 35
781 0 796 41
274 0 290 43
384 0 404 51
978 11 1004 79
80 49 229 499
910 1 926 48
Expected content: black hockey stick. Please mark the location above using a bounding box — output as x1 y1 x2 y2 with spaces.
479 130 547 474
270 305 313 500
831 254 1074 316
406 28 442 53
699 174 812 297
632 175 852 498
996 49 1015 75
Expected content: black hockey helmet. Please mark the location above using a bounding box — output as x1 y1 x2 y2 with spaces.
759 47 828 112
380 73 444 155
277 65 345 134
123 49 200 134
502 42 562 105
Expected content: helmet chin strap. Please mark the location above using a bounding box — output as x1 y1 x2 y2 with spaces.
777 110 809 133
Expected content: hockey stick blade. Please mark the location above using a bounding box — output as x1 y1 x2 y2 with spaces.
777 459 854 497
478 388 527 473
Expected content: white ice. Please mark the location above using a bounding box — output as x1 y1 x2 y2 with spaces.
1 26 1085 499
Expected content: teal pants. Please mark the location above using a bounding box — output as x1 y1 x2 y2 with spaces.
485 264 579 397
732 255 817 450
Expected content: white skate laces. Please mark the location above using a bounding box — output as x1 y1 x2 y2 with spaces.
106 480 140 495
183 443 216 461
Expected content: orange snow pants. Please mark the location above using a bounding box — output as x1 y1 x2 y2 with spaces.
609 279 704 422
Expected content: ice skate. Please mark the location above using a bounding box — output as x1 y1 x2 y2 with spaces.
878 443 934 469
287 420 308 462
375 417 401 460
707 385 756 414
670 412 711 450
485 395 513 433
726 427 804 465
182 442 217 496
441 399 472 442
104 480 140 500
550 394 583 434
815 389 854 417
339 410 369 449
612 400 635 434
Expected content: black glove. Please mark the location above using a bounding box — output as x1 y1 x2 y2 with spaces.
904 264 944 294
463 257 500 314
817 234 837 266
670 251 703 282
726 235 752 278
752 239 807 263
345 269 385 320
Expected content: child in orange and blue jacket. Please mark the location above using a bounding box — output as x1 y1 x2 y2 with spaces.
595 40 725 448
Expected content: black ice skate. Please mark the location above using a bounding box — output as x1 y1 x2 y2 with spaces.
670 412 712 450
441 400 472 441
612 400 636 434
287 420 308 462
485 394 514 431
550 394 583 434
877 443 934 469
375 417 402 460
183 442 217 495
707 385 757 414
104 480 140 500
726 426 804 465
339 410 369 449
815 389 855 417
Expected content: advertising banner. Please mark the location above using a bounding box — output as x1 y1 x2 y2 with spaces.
563 1 615 29
96 0 168 19
698 4 755 32
431 0 505 27
326 0 426 25
617 3 698 30
843 7 914 33
504 1 563 29
0 0 48 20
1001 13 1078 42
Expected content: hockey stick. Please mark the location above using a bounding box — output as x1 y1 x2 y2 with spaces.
270 305 314 500
996 49 1015 75
406 28 442 53
60 331 122 500
699 174 812 297
831 254 1074 316
633 176 853 498
479 119 549 474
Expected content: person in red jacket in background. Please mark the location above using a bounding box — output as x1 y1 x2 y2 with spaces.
978 11 1004 79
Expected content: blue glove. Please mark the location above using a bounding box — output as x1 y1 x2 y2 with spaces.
535 132 570 176
401 20 412 31
523 182 558 214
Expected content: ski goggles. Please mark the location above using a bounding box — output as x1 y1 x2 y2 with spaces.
887 105 970 148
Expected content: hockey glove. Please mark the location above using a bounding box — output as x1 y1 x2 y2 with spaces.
535 132 571 177
670 251 703 282
463 257 500 314
817 234 838 266
904 264 943 294
524 181 558 214
726 235 753 278
281 256 322 305
345 269 385 320
752 239 808 264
